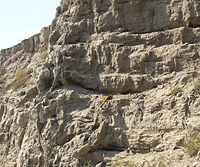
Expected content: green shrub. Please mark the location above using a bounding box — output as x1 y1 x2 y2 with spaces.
170 86 183 96
185 132 200 157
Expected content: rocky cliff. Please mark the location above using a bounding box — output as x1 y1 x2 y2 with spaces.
0 0 200 166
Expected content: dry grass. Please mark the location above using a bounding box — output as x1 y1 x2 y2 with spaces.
101 95 113 102
113 157 169 167
194 75 200 94
170 86 183 96
113 161 138 167
0 88 4 97
39 51 48 61
7 68 28 90
184 132 200 157
0 75 6 96
0 76 5 84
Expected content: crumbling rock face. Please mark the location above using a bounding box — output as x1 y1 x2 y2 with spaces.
0 0 200 166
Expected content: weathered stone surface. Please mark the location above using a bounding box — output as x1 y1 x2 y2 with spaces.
0 0 200 166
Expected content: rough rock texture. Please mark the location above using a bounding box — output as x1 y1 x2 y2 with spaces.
0 0 200 166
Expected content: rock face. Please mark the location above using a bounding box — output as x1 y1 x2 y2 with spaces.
0 0 200 166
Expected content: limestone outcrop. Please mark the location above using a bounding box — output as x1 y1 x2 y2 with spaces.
0 0 200 166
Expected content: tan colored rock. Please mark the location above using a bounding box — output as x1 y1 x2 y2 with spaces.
0 0 200 166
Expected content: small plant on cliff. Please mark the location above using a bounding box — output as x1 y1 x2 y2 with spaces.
184 132 200 157
39 51 48 60
113 157 170 167
194 75 200 94
0 76 5 84
82 161 94 167
7 68 28 90
0 75 6 96
170 86 183 96
113 161 138 167
149 157 169 167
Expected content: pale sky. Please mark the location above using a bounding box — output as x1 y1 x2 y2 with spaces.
0 0 60 50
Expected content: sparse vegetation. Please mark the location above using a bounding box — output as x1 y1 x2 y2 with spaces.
7 68 28 90
184 132 200 157
147 157 169 167
113 157 169 167
82 161 94 167
170 86 183 96
0 76 5 84
194 75 200 94
39 51 48 61
0 75 5 96
113 161 139 167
